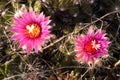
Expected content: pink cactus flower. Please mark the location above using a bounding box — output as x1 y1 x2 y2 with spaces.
75 26 110 65
11 7 51 53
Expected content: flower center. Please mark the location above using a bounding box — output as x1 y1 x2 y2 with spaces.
84 40 100 54
26 23 41 38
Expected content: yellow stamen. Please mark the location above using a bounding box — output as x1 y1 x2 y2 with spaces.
26 23 41 38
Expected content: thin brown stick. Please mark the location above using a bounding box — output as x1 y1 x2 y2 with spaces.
79 68 91 80
43 33 72 50
84 10 120 28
